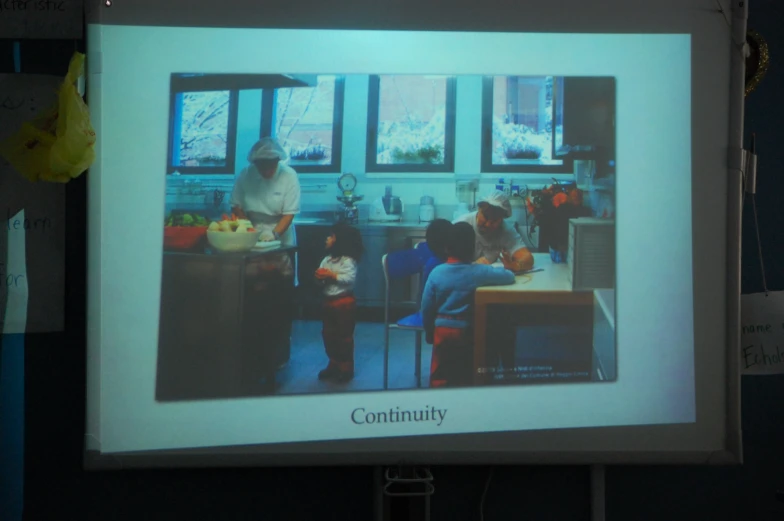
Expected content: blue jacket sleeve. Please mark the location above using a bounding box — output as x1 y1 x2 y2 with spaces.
476 266 516 286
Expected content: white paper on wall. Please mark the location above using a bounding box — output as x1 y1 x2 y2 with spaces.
0 74 65 333
2 210 28 335
0 0 83 39
740 291 784 375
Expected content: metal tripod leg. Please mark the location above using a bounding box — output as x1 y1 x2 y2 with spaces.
374 465 435 521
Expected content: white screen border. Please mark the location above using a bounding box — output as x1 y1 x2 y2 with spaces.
83 0 741 466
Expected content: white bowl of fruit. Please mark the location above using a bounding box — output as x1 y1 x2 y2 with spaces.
206 214 262 253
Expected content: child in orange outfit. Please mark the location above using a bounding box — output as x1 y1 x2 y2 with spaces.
315 223 364 383
420 222 516 387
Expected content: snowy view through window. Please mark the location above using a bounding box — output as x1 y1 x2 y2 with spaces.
168 74 610 175
178 90 231 167
491 76 562 166
375 75 448 165
274 76 336 166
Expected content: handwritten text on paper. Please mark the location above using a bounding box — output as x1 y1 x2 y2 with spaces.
1 73 65 333
0 0 82 39
740 291 784 375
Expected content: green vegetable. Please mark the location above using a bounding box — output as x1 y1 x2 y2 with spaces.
164 212 208 227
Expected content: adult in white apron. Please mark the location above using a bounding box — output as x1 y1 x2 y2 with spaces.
230 137 300 375
230 137 300 278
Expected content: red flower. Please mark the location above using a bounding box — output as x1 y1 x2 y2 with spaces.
552 192 568 208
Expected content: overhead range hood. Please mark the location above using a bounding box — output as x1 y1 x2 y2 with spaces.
170 73 318 92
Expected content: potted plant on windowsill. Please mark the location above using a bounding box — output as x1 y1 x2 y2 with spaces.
290 143 328 162
493 119 548 164
504 142 543 160
526 180 590 262
391 144 443 164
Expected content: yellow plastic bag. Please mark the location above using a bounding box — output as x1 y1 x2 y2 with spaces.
0 52 96 183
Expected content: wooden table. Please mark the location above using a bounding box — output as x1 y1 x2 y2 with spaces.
473 253 595 385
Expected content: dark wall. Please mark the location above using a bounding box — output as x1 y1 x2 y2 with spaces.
11 2 784 520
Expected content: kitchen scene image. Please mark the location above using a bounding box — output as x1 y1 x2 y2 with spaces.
156 73 617 401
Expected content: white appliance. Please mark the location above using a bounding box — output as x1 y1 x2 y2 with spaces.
566 218 615 291
452 203 470 221
369 197 404 221
419 196 435 222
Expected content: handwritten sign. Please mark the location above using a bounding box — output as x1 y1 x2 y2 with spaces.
0 74 64 333
0 0 83 39
740 291 784 375
1 210 29 335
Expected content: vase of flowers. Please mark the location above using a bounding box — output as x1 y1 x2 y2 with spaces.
526 180 590 262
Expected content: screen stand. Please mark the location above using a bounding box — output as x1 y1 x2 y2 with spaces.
590 464 606 521
373 465 435 521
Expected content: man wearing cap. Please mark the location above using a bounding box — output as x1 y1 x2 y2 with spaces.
231 137 301 246
454 190 534 272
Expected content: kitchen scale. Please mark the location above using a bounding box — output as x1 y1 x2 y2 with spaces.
336 173 363 225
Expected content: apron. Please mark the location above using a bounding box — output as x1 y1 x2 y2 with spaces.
247 211 297 284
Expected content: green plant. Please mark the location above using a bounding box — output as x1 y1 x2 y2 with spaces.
391 144 443 164
504 142 543 160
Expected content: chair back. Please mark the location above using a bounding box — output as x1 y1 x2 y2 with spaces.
385 247 427 280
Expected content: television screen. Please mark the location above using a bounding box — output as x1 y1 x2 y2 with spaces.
84 0 736 465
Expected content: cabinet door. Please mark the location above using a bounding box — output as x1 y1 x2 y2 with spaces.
592 291 616 381
355 232 387 304
295 226 326 302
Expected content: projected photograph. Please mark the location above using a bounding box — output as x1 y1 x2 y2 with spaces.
155 72 617 401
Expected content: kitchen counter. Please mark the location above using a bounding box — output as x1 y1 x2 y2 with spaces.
164 244 297 258
293 218 429 230
594 289 615 331
592 289 616 381
156 245 298 401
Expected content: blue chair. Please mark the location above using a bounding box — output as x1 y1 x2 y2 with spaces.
382 249 429 390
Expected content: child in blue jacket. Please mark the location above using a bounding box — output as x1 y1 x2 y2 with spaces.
420 221 515 387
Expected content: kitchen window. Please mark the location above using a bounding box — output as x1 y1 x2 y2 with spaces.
481 76 572 174
365 75 457 173
261 75 345 174
168 89 240 174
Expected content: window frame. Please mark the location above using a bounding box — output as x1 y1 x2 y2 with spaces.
552 76 618 163
260 76 346 174
480 76 573 175
365 75 457 173
166 87 240 175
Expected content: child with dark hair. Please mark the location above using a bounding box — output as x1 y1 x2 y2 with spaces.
420 221 515 388
421 218 452 284
315 223 364 383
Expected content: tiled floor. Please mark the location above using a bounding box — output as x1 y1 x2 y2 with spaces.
277 320 432 395
275 318 607 396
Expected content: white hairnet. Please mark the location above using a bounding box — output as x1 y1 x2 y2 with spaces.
247 137 289 162
478 190 512 218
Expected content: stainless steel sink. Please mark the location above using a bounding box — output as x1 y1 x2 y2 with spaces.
293 218 325 224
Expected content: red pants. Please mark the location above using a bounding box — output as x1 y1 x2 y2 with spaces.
322 294 356 374
430 326 472 388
